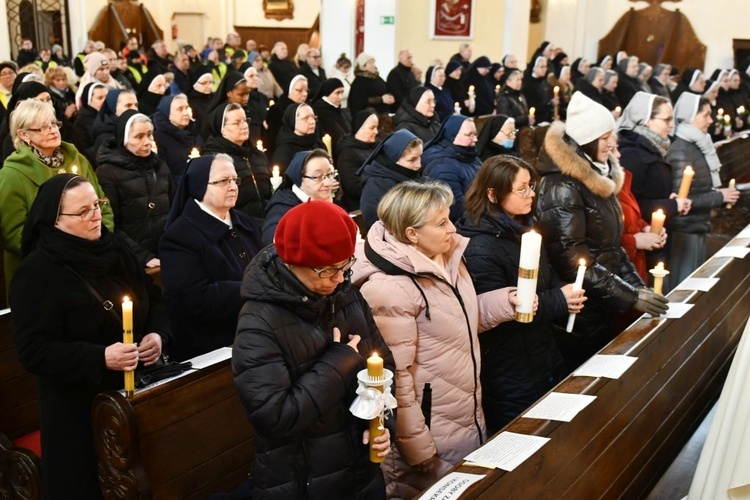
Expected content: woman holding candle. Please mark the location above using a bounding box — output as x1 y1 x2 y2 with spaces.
152 94 204 186
393 86 440 143
457 156 584 433
354 180 518 498
496 69 533 128
201 102 272 221
666 94 740 285
271 102 326 173
462 56 495 116
0 99 114 294
261 149 340 244
11 174 169 498
522 57 557 124
614 56 641 108
96 110 174 268
242 66 269 146
336 109 379 212
312 78 351 156
536 92 668 367
234 200 393 499
160 154 262 360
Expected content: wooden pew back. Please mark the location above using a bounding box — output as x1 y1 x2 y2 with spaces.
440 231 750 498
93 358 254 499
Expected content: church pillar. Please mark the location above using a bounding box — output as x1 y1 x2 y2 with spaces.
320 0 356 71
503 0 531 69
544 0 594 60
363 0 396 76
0 5 11 61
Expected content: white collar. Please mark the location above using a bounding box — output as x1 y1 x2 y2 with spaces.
292 184 311 202
322 96 340 108
195 199 233 228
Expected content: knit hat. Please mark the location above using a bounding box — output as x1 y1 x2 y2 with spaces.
274 200 358 267
356 52 375 70
84 51 109 75
565 91 615 146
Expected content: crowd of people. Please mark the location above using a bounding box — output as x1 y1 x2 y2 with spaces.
1 32 746 499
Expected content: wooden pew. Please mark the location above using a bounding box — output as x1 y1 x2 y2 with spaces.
426 228 750 498
716 132 750 184
92 353 254 499
0 308 42 500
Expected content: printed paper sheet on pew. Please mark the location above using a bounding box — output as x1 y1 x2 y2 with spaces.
673 277 720 292
735 226 750 239
522 392 597 422
661 302 694 319
464 431 550 471
713 246 750 259
187 347 233 369
573 354 638 379
416 472 486 500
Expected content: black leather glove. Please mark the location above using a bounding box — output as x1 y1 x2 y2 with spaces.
633 288 669 315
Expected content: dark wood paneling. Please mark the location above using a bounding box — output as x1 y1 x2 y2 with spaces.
234 26 313 55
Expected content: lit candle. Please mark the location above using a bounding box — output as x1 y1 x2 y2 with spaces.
516 230 542 323
367 352 385 462
189 147 200 158
649 262 670 298
717 108 724 118
615 106 622 115
70 165 78 175
529 107 536 117
270 165 282 190
454 102 461 115
151 142 158 155
256 140 264 152
468 85 475 98
726 178 736 209
123 296 134 398
724 114 731 126
322 134 332 155
553 85 559 98
677 165 694 199
57 168 66 175
566 259 587 333
738 106 746 116
495 84 500 95
269 99 275 107
650 209 665 234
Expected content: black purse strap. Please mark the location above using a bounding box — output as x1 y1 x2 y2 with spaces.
64 265 121 324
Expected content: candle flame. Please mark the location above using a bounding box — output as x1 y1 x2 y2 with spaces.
123 295 130 302
579 259 586 266
656 208 664 215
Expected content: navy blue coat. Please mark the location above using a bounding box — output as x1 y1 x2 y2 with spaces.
457 212 568 434
358 154 420 232
159 200 263 360
261 187 300 245
422 142 482 221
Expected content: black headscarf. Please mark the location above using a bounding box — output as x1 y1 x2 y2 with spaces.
207 102 236 137
166 155 214 228
207 71 246 113
189 65 212 86
79 82 107 110
283 103 308 132
21 173 79 258
406 86 429 108
476 114 511 155
315 78 344 101
352 108 377 133
114 109 150 148
6 81 51 113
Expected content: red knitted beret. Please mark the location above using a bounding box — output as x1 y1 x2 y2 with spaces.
274 200 358 267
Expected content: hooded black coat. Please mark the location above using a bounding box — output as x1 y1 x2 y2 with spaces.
232 245 394 499
392 101 440 143
522 74 555 123
268 54 300 93
270 107 326 174
96 141 174 266
535 123 643 366
457 212 568 433
313 98 351 155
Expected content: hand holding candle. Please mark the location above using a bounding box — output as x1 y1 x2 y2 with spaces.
454 102 461 115
677 166 694 199
322 134 332 155
270 165 282 190
367 352 386 463
256 140 265 152
516 231 542 323
650 209 665 234
566 259 587 332
123 296 135 398
726 178 736 209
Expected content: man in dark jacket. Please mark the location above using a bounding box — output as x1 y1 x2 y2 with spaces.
268 41 299 93
386 49 418 108
16 39 38 68
233 200 394 500
299 47 327 101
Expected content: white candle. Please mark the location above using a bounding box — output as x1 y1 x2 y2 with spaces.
516 231 542 323
649 262 669 298
717 108 724 118
322 134 332 155
454 102 461 115
650 209 665 234
566 259 587 332
529 107 536 117
553 86 559 98
271 165 282 190
257 140 265 152
726 178 736 209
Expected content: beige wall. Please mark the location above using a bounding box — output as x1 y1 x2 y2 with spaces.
233 0 320 28
395 0 506 75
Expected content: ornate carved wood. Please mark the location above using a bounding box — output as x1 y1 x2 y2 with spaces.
599 1 706 71
88 0 164 55
0 434 41 500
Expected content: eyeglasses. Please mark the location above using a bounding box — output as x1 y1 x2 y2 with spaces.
652 115 674 123
59 199 108 221
511 183 536 198
225 119 251 128
502 129 517 138
25 120 62 133
298 114 317 122
312 256 357 278
302 170 338 183
208 176 241 187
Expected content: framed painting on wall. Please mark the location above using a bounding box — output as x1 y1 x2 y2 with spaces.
263 0 295 21
430 0 474 39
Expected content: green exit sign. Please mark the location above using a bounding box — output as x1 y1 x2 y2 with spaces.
380 16 395 25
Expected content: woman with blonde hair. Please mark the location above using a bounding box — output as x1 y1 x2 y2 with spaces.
354 179 519 498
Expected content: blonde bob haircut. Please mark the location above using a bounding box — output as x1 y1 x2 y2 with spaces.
377 180 454 244
11 99 57 149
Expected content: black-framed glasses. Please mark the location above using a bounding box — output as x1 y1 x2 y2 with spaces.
208 176 241 187
59 199 109 222
312 256 357 279
302 170 338 183
512 183 536 198
26 120 62 133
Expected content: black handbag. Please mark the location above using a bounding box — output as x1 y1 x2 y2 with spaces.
65 265 193 389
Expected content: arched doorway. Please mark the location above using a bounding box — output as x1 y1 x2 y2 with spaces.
6 0 71 61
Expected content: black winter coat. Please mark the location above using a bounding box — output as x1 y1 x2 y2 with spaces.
464 68 495 117
246 89 269 145
614 73 640 108
574 79 605 107
201 135 272 220
160 200 262 361
188 90 212 141
335 134 376 212
271 126 326 174
358 154 420 232
10 229 169 499
457 212 567 433
96 143 174 266
88 112 116 165
268 55 299 94
71 106 98 164
349 71 392 116
386 63 418 107
496 88 531 128
393 102 440 143
299 63 327 101
232 246 394 500
261 187 301 245
522 75 554 123
152 112 203 186
313 99 351 155
536 123 643 364
265 95 295 157
665 137 724 234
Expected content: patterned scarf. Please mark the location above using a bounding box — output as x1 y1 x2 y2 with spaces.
29 143 65 169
